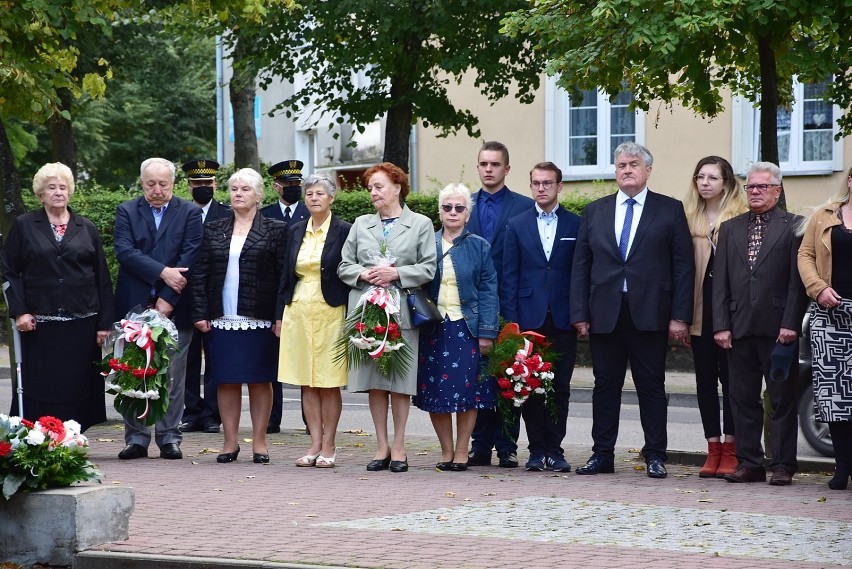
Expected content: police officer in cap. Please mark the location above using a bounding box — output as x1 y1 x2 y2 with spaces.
261 160 309 433
179 159 230 433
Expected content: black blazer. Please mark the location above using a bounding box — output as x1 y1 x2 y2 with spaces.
712 209 808 338
191 211 288 322
1 208 115 330
204 200 231 223
278 215 352 314
260 201 309 224
570 190 695 333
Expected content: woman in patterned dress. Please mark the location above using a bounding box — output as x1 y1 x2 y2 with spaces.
413 184 498 472
277 173 351 468
798 165 852 490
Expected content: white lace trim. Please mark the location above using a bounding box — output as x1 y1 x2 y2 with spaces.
211 315 272 330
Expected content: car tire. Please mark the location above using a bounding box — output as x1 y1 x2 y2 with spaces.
797 381 835 458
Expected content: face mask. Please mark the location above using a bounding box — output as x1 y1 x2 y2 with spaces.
282 187 302 204
192 186 214 205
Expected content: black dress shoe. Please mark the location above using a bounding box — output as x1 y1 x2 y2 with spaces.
253 453 270 464
448 462 468 472
436 461 453 471
467 451 492 466
202 422 221 434
828 467 850 490
266 423 281 434
647 458 667 479
575 455 615 475
179 420 202 433
118 443 148 460
389 458 409 473
724 465 766 483
217 446 240 463
366 456 391 471
159 443 183 460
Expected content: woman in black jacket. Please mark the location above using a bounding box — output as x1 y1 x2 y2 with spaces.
191 168 287 464
1 162 114 430
277 173 351 468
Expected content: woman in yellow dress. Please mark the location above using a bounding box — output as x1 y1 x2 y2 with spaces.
277 173 352 468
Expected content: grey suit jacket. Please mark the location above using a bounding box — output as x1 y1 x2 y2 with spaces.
712 208 808 338
337 204 437 329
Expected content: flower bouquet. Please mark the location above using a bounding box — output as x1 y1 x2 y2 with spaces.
101 307 178 426
333 244 413 379
0 414 101 500
488 322 556 428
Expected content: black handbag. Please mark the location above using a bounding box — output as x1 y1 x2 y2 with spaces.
406 288 443 327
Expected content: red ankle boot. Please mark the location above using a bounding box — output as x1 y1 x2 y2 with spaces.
699 441 722 478
715 441 738 478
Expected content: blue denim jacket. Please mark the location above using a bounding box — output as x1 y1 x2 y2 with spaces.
428 229 499 339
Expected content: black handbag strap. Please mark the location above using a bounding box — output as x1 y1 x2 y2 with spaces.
437 232 469 262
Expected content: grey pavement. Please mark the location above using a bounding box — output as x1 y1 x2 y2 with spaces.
1 344 849 568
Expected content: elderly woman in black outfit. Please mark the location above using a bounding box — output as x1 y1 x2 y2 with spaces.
191 167 287 464
1 162 114 430
277 173 352 468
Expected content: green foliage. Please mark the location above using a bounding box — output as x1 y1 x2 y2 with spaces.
502 0 852 134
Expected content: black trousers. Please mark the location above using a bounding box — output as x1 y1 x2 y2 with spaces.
521 314 577 457
470 397 521 456
727 336 798 472
589 297 668 462
691 332 733 439
182 329 219 425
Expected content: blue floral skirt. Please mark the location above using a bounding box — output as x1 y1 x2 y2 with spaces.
413 317 495 413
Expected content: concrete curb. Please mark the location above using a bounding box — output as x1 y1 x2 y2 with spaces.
74 551 344 569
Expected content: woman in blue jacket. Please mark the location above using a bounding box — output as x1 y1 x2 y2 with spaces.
413 184 499 471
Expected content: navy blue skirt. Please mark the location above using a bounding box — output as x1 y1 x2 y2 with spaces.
414 317 495 413
205 326 278 384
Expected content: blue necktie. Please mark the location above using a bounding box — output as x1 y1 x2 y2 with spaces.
619 198 636 260
481 196 496 242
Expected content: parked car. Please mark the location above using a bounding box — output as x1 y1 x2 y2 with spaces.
798 310 834 457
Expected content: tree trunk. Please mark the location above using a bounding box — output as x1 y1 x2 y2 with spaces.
756 33 787 210
48 89 78 179
0 118 27 240
229 38 260 171
382 80 413 173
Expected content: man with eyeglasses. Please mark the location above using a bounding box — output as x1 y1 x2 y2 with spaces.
712 162 807 486
261 160 309 433
466 141 534 469
570 142 694 479
502 162 581 472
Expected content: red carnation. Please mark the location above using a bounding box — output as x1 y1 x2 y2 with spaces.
511 362 526 376
388 322 399 333
374 324 387 334
354 322 366 332
501 390 515 400
540 362 552 372
132 369 144 378
519 387 530 396
0 441 12 457
145 368 158 377
527 377 542 390
497 378 512 389
21 419 35 428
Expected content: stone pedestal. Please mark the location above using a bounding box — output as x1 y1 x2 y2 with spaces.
0 485 134 566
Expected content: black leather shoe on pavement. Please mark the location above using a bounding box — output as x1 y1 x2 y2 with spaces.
202 422 221 434
497 452 519 468
575 455 615 475
366 456 391 471
769 467 793 486
389 458 409 473
647 458 667 479
118 443 148 460
178 421 202 433
159 443 183 460
266 423 281 434
724 465 767 483
467 451 492 466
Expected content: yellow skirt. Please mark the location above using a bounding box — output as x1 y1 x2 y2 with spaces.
278 298 347 388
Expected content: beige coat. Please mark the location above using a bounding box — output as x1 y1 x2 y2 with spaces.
689 234 714 336
797 204 842 301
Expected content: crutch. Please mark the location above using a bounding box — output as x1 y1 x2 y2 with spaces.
2 282 24 417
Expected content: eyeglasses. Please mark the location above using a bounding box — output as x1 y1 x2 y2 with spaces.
440 204 467 213
694 174 723 183
530 181 556 189
743 184 781 192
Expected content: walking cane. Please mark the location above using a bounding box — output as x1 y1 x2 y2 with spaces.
2 282 24 418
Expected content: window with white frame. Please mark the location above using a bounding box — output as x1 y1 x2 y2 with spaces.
732 78 843 175
545 78 644 179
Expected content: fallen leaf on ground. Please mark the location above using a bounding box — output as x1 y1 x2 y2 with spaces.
198 448 220 454
482 492 496 496
633 464 646 471
437 515 449 521
96 438 116 442
445 491 456 497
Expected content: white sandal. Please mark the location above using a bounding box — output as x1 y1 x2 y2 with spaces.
295 452 320 467
315 452 337 468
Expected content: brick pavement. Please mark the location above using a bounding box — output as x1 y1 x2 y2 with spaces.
74 423 851 569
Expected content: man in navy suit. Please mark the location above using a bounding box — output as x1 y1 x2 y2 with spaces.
502 162 581 472
570 142 694 479
179 159 230 434
467 141 534 468
261 159 308 433
114 157 203 460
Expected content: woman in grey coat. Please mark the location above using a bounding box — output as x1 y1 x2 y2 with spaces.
338 162 437 472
